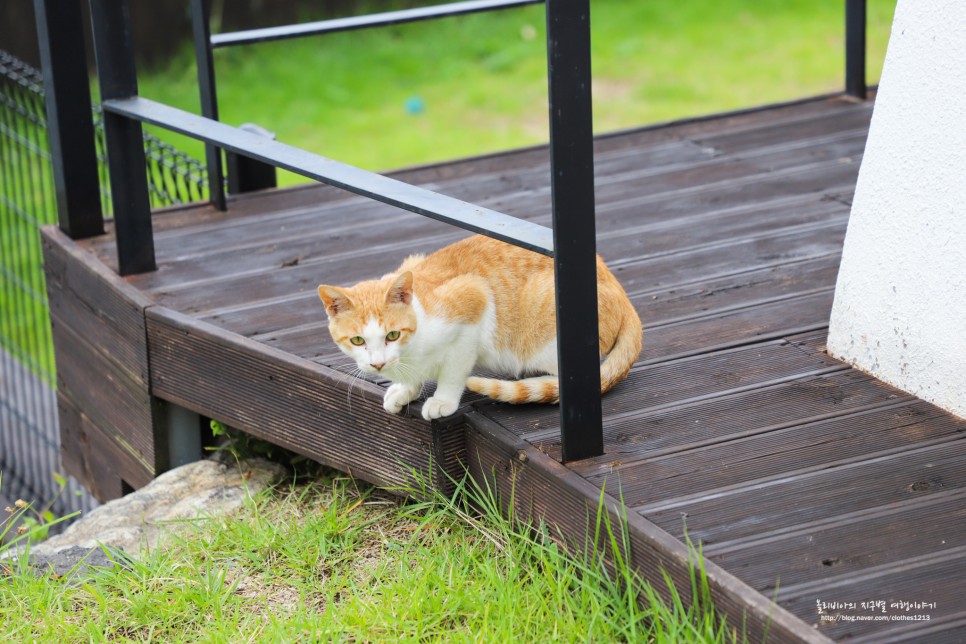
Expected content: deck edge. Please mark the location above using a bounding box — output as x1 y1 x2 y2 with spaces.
41 225 160 500
462 409 832 644
144 305 462 493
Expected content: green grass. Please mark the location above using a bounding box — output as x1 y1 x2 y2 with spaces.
0 118 58 382
137 0 896 185
1 469 742 642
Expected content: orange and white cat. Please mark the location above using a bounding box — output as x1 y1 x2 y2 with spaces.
317 235 642 421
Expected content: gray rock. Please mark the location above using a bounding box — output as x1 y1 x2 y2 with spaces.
8 458 286 576
22 545 127 578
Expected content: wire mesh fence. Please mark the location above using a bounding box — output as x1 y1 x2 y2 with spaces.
0 50 210 525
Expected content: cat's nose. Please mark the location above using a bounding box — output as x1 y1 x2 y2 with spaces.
370 361 386 371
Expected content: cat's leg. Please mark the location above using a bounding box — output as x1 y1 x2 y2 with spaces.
421 344 477 421
422 371 470 420
421 276 489 420
383 381 421 414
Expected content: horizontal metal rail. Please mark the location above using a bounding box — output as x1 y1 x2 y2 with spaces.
102 96 554 255
211 0 543 48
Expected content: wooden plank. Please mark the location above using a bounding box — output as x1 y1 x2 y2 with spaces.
57 391 152 501
599 94 871 148
593 158 859 237
146 306 447 492
97 132 699 259
851 613 966 644
483 336 845 440
190 216 846 343
462 411 831 644
51 315 157 471
113 137 710 290
90 94 868 272
159 206 848 343
41 225 160 493
41 226 152 383
601 195 848 275
645 438 966 546
643 288 835 362
134 96 868 257
777 545 966 641
249 212 843 362
563 371 911 477
691 105 872 154
606 401 965 510
605 221 848 306
637 254 842 326
124 125 861 313
707 487 966 590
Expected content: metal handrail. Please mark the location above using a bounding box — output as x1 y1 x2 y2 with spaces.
191 0 546 210
211 0 544 48
101 96 554 255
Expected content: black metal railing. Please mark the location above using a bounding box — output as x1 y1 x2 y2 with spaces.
191 0 544 210
35 0 869 463
846 0 868 100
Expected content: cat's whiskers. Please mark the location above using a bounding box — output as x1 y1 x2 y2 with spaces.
330 360 373 414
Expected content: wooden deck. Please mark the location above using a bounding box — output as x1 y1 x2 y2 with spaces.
43 95 966 642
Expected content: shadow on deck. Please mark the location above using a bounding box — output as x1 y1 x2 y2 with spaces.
43 95 966 642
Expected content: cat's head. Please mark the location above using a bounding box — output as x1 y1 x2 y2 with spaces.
317 271 417 375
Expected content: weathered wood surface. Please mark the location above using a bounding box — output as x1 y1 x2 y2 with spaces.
48 94 966 641
42 226 158 500
145 306 462 492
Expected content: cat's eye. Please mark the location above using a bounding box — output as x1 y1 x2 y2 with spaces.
386 330 401 342
349 336 365 346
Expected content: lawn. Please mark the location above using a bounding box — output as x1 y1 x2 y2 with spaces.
2 467 741 642
136 0 896 184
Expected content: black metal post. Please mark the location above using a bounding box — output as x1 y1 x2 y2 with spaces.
190 0 226 210
845 0 867 100
88 0 156 274
33 0 104 239
226 123 278 195
545 0 603 461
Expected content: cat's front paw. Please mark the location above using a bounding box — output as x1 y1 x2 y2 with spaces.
421 396 459 421
384 383 417 415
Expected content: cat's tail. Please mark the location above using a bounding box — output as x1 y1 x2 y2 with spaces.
466 299 642 404
598 295 643 395
465 374 560 404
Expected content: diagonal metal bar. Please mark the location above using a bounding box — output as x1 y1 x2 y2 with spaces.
102 96 554 255
212 0 544 48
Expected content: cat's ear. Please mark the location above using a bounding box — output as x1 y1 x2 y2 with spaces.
386 271 413 306
317 285 352 318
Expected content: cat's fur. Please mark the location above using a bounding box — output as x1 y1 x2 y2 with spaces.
317 235 642 421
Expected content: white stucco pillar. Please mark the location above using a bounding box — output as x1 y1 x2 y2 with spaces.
827 0 966 419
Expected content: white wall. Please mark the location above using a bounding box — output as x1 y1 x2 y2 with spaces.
827 0 966 419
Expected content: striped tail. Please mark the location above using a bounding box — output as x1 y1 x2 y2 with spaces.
466 299 642 405
465 374 560 404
